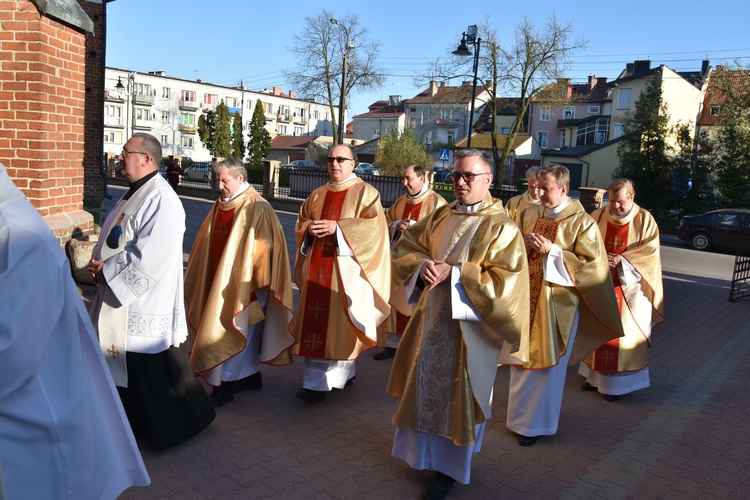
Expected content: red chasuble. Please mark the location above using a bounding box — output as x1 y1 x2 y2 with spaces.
297 189 347 357
391 202 423 335
209 206 237 288
590 222 629 371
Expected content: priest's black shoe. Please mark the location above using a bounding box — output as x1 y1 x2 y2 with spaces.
208 386 234 407
373 347 396 360
581 381 597 391
295 388 325 403
604 394 620 402
422 472 455 500
517 434 538 446
223 372 263 393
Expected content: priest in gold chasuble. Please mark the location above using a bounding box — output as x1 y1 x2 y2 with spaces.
505 164 624 447
505 166 542 224
579 179 664 400
387 150 530 496
292 145 390 403
185 158 295 407
374 164 447 361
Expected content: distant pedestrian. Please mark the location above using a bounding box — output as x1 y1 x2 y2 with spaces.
166 157 181 190
579 178 664 400
505 166 542 224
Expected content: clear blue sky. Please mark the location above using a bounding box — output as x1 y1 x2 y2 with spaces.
106 0 750 119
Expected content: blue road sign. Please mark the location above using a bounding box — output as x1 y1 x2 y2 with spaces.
439 149 450 162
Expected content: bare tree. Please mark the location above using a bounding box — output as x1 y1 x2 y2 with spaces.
284 9 384 144
425 14 587 185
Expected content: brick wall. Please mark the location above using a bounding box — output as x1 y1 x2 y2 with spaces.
0 0 94 244
79 0 105 201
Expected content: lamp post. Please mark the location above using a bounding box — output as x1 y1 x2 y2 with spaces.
115 71 136 140
452 25 481 148
330 18 351 144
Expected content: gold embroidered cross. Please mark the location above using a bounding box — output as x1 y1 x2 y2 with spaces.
607 235 624 250
598 350 615 366
304 333 324 351
107 344 120 359
307 300 326 318
312 268 331 284
324 206 340 219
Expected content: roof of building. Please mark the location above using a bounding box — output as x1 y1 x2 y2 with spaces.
408 81 488 104
454 133 532 150
270 135 311 150
540 137 623 157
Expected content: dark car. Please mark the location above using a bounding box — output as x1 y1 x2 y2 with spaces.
677 209 750 251
432 167 451 183
281 160 320 170
355 163 380 176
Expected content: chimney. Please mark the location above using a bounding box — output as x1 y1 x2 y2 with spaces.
388 95 401 107
273 87 282 96
290 90 295 99
588 74 598 89
701 60 710 74
430 80 438 96
633 60 651 73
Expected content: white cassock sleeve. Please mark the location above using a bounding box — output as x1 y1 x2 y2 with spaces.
617 257 642 286
102 193 183 307
450 265 481 321
543 244 575 287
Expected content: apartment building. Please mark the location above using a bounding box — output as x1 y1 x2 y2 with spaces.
103 67 337 162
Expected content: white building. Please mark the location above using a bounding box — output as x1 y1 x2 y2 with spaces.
103 67 337 162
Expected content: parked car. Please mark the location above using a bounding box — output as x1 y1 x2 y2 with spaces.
281 160 320 170
355 163 380 176
158 160 168 179
182 164 212 183
432 167 451 183
677 209 750 251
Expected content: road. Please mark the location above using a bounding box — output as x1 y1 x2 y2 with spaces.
104 186 738 282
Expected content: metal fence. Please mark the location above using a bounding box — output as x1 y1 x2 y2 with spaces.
729 219 750 302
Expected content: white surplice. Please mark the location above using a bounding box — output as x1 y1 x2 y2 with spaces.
0 163 149 499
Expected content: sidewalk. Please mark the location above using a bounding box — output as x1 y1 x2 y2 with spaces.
101 189 749 499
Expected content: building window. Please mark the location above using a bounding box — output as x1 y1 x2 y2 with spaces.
133 83 151 96
180 113 195 126
709 106 720 116
447 133 455 143
294 126 304 135
576 117 610 146
161 134 168 146
181 90 196 102
181 136 194 148
162 87 170 99
204 94 217 105
560 131 566 148
588 105 600 114
537 131 549 148
247 100 253 109
563 106 575 120
617 88 632 110
105 105 122 125
614 122 627 138
162 111 169 123
312 110 319 120
540 108 550 121
226 97 239 108
501 127 510 134
104 131 122 143
135 108 152 121
278 125 287 134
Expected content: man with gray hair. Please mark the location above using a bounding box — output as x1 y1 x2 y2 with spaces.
579 178 664 401
505 166 542 224
185 158 295 407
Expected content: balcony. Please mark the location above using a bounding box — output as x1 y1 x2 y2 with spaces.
202 102 217 111
435 118 459 128
179 100 200 111
105 89 124 102
104 116 124 127
134 118 152 130
294 115 307 125
265 112 277 122
278 113 290 123
133 93 154 106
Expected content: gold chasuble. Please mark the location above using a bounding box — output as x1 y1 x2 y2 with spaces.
387 194 530 447
505 191 540 224
292 177 391 360
185 187 295 377
518 200 624 369
585 204 664 372
382 189 447 338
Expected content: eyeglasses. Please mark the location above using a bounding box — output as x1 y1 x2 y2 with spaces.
326 156 353 164
120 148 148 158
448 172 490 183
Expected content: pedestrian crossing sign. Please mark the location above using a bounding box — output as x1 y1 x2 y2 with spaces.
439 149 450 161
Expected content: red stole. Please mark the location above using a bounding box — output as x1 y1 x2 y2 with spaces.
528 216 560 330
393 201 424 335
591 222 629 371
298 189 347 357
209 206 237 288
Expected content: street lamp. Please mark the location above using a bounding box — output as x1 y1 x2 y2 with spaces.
330 18 351 144
115 72 136 139
453 25 481 148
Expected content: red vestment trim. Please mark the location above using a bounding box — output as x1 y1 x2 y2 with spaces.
392 201 424 336
209 205 237 289
528 216 560 330
592 221 630 371
298 189 347 357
